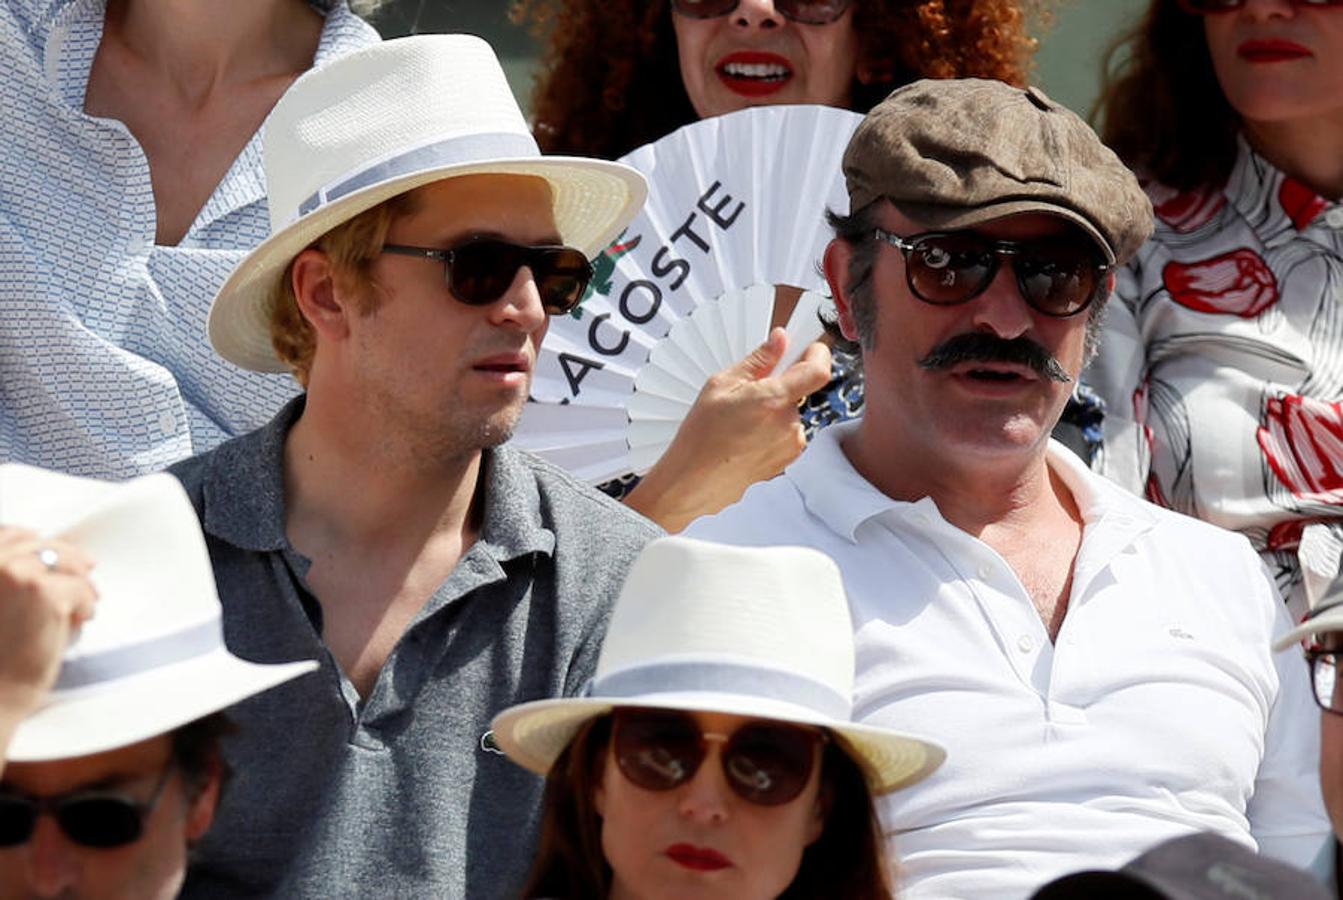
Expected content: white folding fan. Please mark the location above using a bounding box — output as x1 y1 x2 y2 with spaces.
516 104 862 485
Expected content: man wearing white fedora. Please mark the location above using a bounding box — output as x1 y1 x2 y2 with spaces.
168 34 659 899
688 79 1330 897
0 464 316 899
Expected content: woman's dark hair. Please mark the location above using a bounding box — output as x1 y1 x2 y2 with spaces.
519 714 895 900
513 0 1043 159
1094 0 1239 191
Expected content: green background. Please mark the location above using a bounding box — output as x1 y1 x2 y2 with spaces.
373 1 1151 123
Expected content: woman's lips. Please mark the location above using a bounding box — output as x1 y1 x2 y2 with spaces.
665 844 733 872
1238 39 1312 63
715 50 792 97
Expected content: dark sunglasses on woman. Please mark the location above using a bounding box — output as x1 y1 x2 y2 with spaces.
612 708 827 806
381 238 594 316
671 0 853 25
872 228 1111 318
0 764 174 849
1178 0 1343 12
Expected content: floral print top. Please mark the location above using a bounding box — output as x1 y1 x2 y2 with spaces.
1088 136 1343 617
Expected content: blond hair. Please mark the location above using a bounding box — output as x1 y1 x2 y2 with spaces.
269 192 419 385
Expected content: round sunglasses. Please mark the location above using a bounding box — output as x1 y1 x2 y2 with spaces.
1178 0 1343 12
873 228 1110 318
0 764 174 849
611 708 827 806
381 238 593 316
671 0 853 25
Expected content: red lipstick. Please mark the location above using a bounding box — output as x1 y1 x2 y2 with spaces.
1238 39 1312 63
666 844 733 872
715 50 793 98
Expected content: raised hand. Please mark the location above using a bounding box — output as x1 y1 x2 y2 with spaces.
624 327 833 532
0 528 97 762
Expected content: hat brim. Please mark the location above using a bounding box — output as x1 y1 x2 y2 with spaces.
6 648 317 762
892 198 1117 266
208 156 647 373
1273 603 1343 651
491 692 945 795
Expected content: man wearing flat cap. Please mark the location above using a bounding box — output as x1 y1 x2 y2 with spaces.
689 78 1330 898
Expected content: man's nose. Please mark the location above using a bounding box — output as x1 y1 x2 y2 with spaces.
25 816 79 898
490 266 549 334
968 260 1034 340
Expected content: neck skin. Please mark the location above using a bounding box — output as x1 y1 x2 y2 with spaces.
105 0 322 105
282 382 483 560
841 415 1074 541
1244 116 1343 200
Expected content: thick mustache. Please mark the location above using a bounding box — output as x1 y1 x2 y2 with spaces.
917 333 1072 384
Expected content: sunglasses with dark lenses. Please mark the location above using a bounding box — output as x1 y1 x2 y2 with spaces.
611 708 826 806
381 238 594 316
1178 0 1343 13
671 0 853 25
0 765 173 849
873 228 1110 318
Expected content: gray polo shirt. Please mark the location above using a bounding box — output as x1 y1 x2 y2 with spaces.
170 398 660 899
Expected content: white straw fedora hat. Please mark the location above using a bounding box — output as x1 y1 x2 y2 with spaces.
491 536 945 794
208 33 648 373
1 464 317 762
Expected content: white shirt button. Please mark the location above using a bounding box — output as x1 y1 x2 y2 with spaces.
977 564 992 579
1017 634 1034 653
157 410 177 435
1326 208 1343 229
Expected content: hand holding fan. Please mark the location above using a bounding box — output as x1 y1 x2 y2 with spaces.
516 105 862 486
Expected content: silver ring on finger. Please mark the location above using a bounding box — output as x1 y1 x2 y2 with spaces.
37 547 59 573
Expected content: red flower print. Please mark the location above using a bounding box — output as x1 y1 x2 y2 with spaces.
1267 519 1307 552
1150 183 1225 233
1279 179 1329 232
1163 250 1279 318
1258 395 1343 503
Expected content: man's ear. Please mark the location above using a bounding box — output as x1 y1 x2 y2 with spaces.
822 239 862 344
291 248 352 343
184 760 223 844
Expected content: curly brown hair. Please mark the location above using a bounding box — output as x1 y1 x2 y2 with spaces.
513 0 1044 158
1094 0 1239 192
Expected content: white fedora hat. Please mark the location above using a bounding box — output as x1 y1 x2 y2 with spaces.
208 33 648 373
1 464 317 762
491 536 945 794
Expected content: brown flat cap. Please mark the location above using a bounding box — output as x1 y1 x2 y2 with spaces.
844 78 1153 265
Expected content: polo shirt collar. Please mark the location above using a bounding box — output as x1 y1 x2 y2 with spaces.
786 420 1159 545
200 395 555 563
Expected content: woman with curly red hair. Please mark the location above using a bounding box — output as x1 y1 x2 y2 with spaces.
1090 0 1343 622
514 0 1048 531
517 0 1040 158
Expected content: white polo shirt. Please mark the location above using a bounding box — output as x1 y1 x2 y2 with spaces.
687 421 1328 900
